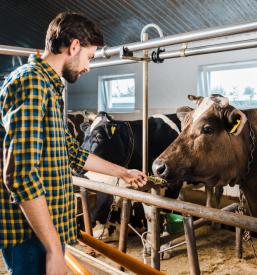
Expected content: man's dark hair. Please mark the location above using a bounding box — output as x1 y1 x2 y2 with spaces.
45 12 104 54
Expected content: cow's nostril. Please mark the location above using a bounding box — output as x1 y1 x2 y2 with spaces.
156 163 167 179
156 164 166 175
152 160 169 178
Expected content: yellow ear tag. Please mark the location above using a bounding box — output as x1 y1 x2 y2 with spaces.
230 119 241 134
111 126 116 135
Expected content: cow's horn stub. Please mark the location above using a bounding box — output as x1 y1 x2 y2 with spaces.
210 94 229 108
188 95 204 105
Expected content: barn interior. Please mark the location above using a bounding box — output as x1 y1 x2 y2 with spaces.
1 1 257 274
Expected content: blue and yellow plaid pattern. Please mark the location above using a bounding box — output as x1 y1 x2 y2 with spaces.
0 54 89 248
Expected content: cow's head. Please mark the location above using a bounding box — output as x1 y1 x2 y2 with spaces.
82 112 131 166
152 94 249 188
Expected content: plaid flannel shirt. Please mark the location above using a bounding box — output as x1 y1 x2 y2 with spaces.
0 54 89 248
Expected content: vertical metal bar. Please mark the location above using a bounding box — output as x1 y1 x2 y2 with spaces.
142 32 149 176
183 215 201 275
151 189 161 270
118 199 132 271
118 199 131 253
142 31 160 270
80 187 93 236
236 227 243 259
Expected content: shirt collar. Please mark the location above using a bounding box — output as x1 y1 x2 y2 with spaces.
28 53 64 95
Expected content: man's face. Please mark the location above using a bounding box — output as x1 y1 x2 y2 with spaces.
62 45 97 83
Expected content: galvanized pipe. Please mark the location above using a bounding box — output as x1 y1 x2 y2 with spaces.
236 227 243 259
160 38 257 59
0 45 43 56
94 20 257 59
142 32 149 176
80 188 93 236
90 38 257 69
73 176 257 233
118 199 131 254
183 216 200 275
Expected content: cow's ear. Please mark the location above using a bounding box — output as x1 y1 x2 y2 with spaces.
188 95 204 105
80 122 90 132
176 106 193 122
227 109 247 136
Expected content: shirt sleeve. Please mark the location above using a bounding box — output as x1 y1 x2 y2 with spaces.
1 72 47 203
64 123 89 173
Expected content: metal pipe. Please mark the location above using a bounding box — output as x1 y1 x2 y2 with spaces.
118 199 131 253
73 176 257 233
160 38 257 59
140 23 164 41
236 227 243 259
142 32 149 176
90 38 257 69
183 216 200 275
0 44 43 56
94 20 257 59
151 188 161 270
80 188 93 236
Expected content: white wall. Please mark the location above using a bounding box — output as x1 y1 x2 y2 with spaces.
67 32 257 121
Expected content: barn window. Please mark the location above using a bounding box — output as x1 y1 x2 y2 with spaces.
98 74 135 112
198 60 257 109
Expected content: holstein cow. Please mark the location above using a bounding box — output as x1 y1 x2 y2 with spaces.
82 111 182 258
153 94 257 218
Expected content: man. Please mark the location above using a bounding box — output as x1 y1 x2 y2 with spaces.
0 12 147 275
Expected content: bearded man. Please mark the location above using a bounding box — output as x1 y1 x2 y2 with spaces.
0 12 146 275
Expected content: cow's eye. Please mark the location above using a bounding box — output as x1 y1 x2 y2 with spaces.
202 126 214 134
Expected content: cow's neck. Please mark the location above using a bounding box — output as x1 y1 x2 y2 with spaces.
126 121 143 170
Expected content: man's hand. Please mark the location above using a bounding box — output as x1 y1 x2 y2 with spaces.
121 169 147 188
46 249 68 275
84 154 147 188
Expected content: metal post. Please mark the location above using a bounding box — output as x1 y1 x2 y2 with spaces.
118 198 131 271
80 187 93 236
151 188 161 270
118 199 131 253
183 215 201 275
142 32 149 176
236 227 243 259
141 25 162 269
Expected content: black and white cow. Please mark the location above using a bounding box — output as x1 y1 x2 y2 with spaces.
82 112 183 237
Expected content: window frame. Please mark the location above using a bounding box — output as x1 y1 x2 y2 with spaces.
98 73 136 113
198 60 257 109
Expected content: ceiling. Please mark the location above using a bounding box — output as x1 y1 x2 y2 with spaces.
1 0 257 72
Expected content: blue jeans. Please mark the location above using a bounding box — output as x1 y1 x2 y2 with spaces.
1 237 65 275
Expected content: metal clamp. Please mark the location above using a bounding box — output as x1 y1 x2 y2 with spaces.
120 46 146 61
100 45 110 59
180 43 188 57
151 47 165 63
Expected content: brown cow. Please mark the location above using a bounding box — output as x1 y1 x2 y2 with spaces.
152 94 257 217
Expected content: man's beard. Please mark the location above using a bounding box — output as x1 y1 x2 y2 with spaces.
62 61 80 83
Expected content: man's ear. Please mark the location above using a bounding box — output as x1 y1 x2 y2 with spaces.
176 106 194 122
68 39 80 56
